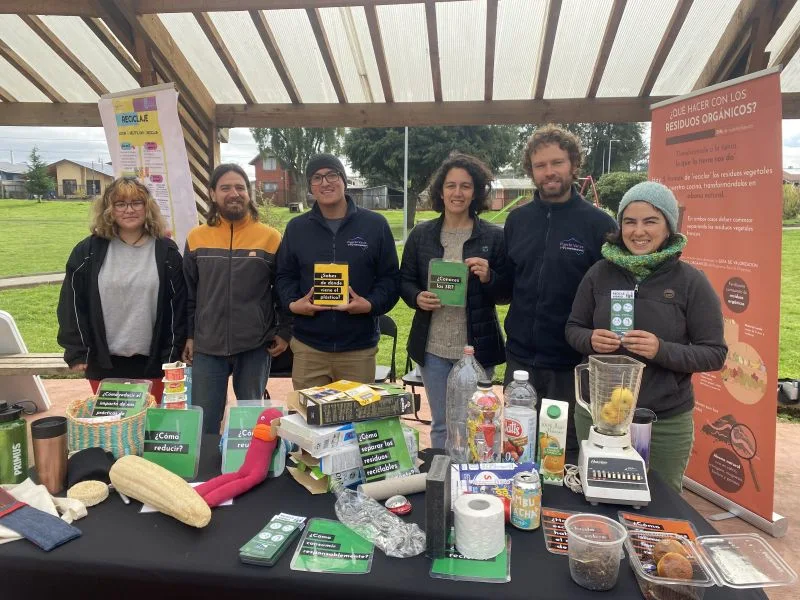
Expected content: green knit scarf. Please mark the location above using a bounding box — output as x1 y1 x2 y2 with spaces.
601 234 687 282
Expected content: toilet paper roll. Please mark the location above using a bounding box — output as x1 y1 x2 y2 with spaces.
357 473 428 501
454 493 505 560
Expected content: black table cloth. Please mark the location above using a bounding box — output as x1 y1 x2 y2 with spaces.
2 435 767 600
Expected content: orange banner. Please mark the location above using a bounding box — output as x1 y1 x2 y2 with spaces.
649 69 782 522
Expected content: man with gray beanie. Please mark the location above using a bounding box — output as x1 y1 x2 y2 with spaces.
275 153 400 389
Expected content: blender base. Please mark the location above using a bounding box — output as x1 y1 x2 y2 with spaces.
578 429 651 508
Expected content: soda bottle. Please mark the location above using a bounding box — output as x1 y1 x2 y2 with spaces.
503 370 537 463
445 346 487 463
467 379 502 463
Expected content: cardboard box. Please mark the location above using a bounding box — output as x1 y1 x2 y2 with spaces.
276 413 355 457
287 451 364 494
290 381 413 426
450 461 537 509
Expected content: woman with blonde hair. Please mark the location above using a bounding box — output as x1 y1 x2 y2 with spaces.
57 177 186 400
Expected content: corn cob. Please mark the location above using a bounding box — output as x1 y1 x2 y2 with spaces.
109 455 211 528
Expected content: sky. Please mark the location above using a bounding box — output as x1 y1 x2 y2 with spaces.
4 121 800 176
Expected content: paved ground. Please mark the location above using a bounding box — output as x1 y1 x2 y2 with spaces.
0 272 64 290
19 377 799 598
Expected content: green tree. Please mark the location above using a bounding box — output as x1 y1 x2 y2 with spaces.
512 123 646 180
343 126 516 228
250 128 342 206
595 171 648 213
24 147 55 202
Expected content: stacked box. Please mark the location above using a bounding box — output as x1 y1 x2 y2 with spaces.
426 454 452 559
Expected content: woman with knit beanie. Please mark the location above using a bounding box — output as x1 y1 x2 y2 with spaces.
565 181 727 492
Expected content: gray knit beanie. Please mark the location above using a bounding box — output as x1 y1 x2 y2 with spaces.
306 154 347 189
617 181 678 233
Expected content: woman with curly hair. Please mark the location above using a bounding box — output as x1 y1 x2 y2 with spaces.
57 177 186 400
400 153 506 449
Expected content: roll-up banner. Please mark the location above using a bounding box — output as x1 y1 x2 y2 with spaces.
99 83 197 251
649 68 785 534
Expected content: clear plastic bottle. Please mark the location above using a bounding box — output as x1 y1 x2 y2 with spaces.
445 346 487 463
503 370 538 464
466 379 502 463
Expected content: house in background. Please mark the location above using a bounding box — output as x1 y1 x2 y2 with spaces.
0 162 28 198
249 153 296 207
783 169 800 186
48 159 114 199
489 178 533 209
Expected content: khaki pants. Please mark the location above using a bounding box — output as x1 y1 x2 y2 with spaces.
290 338 377 390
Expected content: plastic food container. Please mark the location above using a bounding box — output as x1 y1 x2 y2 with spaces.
625 530 797 600
565 513 628 591
162 362 186 381
162 392 187 409
162 377 187 394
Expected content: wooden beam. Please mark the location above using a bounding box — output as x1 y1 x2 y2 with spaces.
694 0 759 90
0 103 102 126
20 15 109 97
748 1 783 72
587 0 625 98
216 97 674 128
640 0 693 96
364 5 393 103
250 10 300 104
425 1 442 102
0 39 67 103
92 0 135 51
714 28 753 84
9 93 800 127
112 1 216 123
0 1 97 16
484 0 498 101
306 8 347 103
534 0 562 100
134 30 157 86
207 121 221 169
194 12 257 104
0 87 17 102
773 18 800 68
82 17 140 81
135 1 466 14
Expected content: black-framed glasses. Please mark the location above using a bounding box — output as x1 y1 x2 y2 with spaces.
113 199 146 212
310 171 341 186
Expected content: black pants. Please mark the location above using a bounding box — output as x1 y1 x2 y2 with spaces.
504 352 579 452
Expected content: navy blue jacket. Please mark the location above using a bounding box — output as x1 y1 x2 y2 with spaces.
497 187 617 369
400 216 506 368
275 195 400 352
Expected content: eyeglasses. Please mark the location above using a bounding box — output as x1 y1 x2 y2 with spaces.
310 171 341 186
112 199 146 212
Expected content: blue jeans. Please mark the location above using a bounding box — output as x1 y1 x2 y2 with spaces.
192 346 271 434
420 352 494 450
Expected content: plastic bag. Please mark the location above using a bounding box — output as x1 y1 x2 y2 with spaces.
333 485 426 558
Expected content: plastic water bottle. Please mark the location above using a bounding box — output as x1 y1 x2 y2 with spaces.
467 379 502 463
445 346 487 463
503 370 537 464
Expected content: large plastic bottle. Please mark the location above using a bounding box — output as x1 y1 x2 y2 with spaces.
445 346 487 463
467 379 502 463
502 370 538 464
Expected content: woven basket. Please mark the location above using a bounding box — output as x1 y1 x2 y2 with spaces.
66 395 156 458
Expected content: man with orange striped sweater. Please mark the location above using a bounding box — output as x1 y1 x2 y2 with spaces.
183 164 290 433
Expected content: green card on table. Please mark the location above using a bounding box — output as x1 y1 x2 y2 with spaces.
290 518 374 574
430 529 511 583
428 259 468 307
143 407 203 479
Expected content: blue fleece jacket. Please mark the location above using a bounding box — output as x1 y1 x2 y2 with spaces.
275 195 400 352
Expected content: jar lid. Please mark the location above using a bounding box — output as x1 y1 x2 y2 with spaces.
0 401 23 423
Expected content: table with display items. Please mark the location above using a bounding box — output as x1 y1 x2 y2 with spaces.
2 435 767 600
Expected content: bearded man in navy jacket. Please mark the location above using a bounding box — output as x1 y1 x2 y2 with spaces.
497 125 617 451
275 154 400 389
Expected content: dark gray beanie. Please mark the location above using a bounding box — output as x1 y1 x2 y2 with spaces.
306 154 347 188
618 181 679 233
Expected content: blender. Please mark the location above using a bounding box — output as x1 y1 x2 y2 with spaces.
574 355 650 508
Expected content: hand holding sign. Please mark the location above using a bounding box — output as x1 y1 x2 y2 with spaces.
621 330 660 359
416 290 442 311
290 288 332 316
591 329 622 353
464 257 491 284
333 287 372 315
